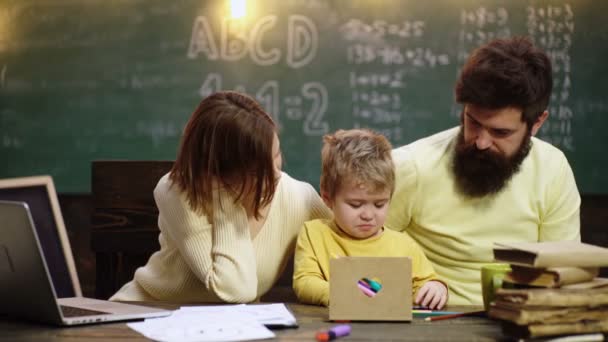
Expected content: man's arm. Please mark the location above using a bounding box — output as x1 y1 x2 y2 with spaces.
386 148 419 232
539 153 581 241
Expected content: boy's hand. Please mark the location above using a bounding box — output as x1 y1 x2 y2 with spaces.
415 280 448 310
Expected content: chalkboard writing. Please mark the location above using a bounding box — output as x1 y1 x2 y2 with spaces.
0 0 606 193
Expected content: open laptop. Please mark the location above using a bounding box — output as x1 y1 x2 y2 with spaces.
0 175 171 325
329 256 412 321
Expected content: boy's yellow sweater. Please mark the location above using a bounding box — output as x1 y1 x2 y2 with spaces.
293 219 439 306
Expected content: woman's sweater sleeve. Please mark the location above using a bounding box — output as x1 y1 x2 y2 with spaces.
155 185 257 303
305 183 333 220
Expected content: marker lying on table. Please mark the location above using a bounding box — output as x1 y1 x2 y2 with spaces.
315 324 351 341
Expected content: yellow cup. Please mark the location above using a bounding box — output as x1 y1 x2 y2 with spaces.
481 263 511 310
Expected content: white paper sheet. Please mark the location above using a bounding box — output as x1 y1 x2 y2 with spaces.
128 303 297 342
181 303 297 327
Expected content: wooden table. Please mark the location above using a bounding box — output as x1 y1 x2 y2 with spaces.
0 304 505 341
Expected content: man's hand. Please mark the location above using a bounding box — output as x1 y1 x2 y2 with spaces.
415 280 448 310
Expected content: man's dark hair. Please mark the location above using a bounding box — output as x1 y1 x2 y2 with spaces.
455 36 553 127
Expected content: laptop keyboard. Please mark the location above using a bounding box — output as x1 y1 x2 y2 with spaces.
60 305 110 317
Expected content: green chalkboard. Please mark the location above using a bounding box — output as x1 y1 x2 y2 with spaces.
1 0 607 193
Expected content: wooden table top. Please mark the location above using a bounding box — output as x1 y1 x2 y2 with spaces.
0 303 505 341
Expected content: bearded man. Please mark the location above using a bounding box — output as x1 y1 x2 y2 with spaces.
386 36 580 305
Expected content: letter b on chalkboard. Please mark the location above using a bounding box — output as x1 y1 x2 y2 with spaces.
188 15 317 68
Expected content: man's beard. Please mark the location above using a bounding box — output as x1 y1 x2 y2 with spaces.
452 127 532 198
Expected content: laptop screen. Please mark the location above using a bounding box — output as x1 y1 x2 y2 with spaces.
0 185 75 298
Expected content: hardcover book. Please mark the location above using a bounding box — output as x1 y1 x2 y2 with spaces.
489 301 608 325
493 286 608 307
493 241 608 268
503 266 599 288
501 319 608 339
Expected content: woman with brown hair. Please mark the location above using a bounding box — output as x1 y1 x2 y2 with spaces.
111 91 331 303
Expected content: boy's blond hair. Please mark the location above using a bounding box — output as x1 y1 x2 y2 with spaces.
320 128 395 200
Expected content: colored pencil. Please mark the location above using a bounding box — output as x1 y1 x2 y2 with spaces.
412 310 460 316
424 310 485 321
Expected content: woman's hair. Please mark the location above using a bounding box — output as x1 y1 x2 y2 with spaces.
455 36 553 127
320 129 395 200
170 91 278 219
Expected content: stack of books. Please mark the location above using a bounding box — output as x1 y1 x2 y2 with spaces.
488 241 608 339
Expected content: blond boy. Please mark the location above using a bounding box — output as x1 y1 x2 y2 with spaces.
293 129 448 308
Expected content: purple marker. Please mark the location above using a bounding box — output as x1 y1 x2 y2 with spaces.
315 324 351 342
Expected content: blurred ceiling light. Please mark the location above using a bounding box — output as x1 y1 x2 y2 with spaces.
230 0 247 19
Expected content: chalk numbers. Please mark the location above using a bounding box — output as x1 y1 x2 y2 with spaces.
528 4 575 150
198 73 328 136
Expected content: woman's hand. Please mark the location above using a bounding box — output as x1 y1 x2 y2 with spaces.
415 280 448 310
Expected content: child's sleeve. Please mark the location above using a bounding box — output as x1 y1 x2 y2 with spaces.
292 224 330 306
408 238 447 297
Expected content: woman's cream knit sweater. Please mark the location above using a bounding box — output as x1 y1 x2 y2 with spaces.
110 172 330 303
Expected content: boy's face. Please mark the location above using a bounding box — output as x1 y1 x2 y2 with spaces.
323 180 390 240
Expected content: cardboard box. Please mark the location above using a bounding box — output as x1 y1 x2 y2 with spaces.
329 257 412 321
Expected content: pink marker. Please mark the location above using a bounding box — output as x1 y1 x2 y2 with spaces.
357 282 376 297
